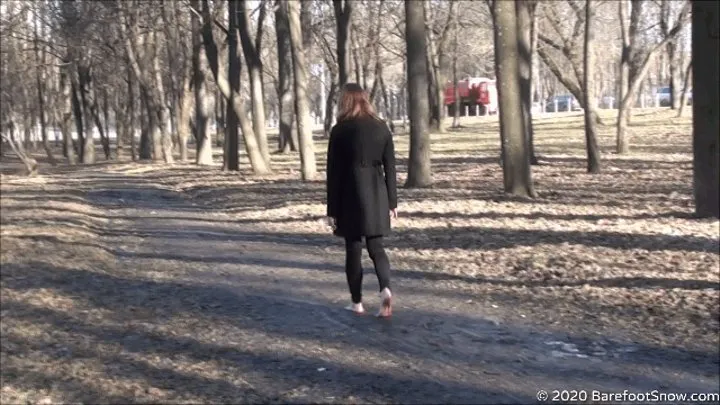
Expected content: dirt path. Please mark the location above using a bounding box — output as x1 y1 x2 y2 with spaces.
2 171 719 403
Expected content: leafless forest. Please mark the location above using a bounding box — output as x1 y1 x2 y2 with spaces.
1 0 719 403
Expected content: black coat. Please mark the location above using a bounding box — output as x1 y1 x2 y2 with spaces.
326 116 397 238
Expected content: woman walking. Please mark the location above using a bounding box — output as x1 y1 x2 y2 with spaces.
326 83 398 318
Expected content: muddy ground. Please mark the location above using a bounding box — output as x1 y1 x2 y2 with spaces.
1 110 719 403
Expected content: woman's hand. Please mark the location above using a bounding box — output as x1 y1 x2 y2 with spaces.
390 208 398 219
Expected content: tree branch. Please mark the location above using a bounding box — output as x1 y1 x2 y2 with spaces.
184 0 228 35
255 0 266 53
537 33 564 52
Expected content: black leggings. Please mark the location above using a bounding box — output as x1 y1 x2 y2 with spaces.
344 235 391 304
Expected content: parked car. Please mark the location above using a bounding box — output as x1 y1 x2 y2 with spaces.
655 86 671 107
545 95 581 112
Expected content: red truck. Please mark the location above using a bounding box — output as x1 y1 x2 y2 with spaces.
444 77 498 116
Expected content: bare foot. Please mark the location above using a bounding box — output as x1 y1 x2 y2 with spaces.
345 302 365 314
376 288 392 318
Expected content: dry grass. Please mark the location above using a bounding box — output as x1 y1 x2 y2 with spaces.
1 108 718 403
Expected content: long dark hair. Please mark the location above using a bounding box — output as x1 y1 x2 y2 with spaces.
336 83 380 122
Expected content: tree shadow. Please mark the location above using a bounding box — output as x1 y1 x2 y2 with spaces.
400 210 697 221
46 222 713 254
540 156 692 167
11 234 718 294
3 262 718 402
1 300 523 404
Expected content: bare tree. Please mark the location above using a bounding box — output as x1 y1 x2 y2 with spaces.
425 1 455 133
287 0 316 181
274 0 296 153
405 0 432 188
660 0 687 110
451 5 461 129
238 0 271 167
583 0 600 173
32 3 56 165
536 1 602 126
198 0 269 173
58 65 77 164
191 0 213 165
0 131 38 175
333 0 352 87
225 0 241 171
677 60 691 117
119 0 174 163
616 0 689 154
516 0 538 165
492 0 535 197
691 0 719 218
163 2 192 161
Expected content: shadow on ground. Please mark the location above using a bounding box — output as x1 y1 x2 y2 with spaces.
3 261 718 403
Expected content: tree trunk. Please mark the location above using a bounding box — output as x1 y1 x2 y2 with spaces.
425 46 440 131
195 64 214 165
97 90 111 160
238 0 271 167
434 59 446 133
143 91 164 162
287 0 317 181
668 41 681 109
2 130 38 175
115 73 128 161
192 6 213 165
583 0 601 173
323 80 338 139
115 100 125 161
352 34 362 85
691 0 719 218
404 0 432 188
23 115 33 153
36 76 56 167
516 0 537 165
215 90 224 148
677 61 692 117
661 0 685 110
617 0 632 154
81 107 95 164
199 0 268 173
152 31 174 164
617 0 689 153
70 79 85 161
451 10 460 129
128 71 137 161
150 113 164 162
616 95 630 153
177 74 193 161
333 0 352 87
368 0 384 104
426 2 455 133
139 89 153 160
77 71 96 164
225 0 241 171
378 72 395 132
275 0 296 152
59 66 76 165
33 15 56 166
493 0 535 197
